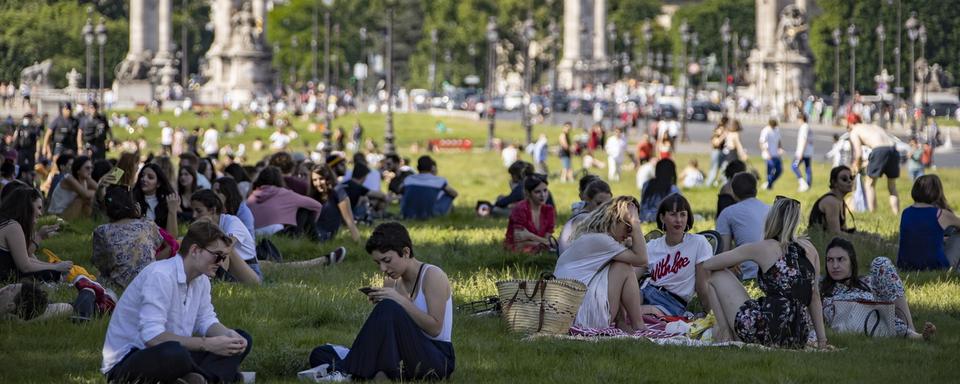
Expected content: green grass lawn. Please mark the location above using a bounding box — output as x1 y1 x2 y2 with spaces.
2 111 959 383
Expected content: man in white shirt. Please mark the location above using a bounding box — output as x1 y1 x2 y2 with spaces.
605 128 626 181
791 114 814 192
758 118 783 190
101 222 252 383
160 121 174 155
202 124 220 158
269 126 291 150
715 173 770 280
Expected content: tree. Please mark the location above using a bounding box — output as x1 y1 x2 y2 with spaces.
671 0 755 84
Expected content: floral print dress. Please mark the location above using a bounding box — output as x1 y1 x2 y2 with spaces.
821 257 909 336
735 242 815 348
92 219 163 289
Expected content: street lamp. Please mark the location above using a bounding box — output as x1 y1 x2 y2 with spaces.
311 4 318 83
679 19 690 142
290 36 299 86
832 28 841 125
621 31 632 76
877 22 886 128
430 28 438 96
607 22 617 81
521 14 535 145
485 16 497 150
321 0 334 157
847 24 859 107
642 20 652 82
82 16 94 92
906 12 919 135
891 0 904 104
549 20 559 125
358 27 367 103
720 18 731 112
919 24 927 123
384 0 396 155
95 18 107 105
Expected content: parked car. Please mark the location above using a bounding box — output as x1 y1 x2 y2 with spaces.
651 104 679 120
410 89 431 111
503 91 524 111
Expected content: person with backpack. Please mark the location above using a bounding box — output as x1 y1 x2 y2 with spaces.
12 113 41 184
43 103 80 159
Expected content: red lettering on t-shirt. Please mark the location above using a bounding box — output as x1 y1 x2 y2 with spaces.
651 251 690 281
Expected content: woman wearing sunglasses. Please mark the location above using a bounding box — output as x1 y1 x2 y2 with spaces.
703 196 829 349
809 166 856 235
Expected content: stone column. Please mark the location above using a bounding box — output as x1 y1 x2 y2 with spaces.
592 0 606 62
153 0 173 65
127 0 145 60
756 0 778 54
558 0 582 89
252 0 267 35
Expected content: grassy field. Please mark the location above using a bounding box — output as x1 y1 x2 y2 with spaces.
2 110 959 383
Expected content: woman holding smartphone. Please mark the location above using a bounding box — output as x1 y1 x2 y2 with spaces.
308 222 454 381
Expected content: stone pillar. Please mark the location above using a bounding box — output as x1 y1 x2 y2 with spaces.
756 0 778 54
154 0 173 65
127 0 146 60
558 0 582 90
143 0 159 55
592 0 606 62
252 0 267 35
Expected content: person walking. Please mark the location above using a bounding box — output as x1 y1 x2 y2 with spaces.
791 114 814 192
758 118 783 190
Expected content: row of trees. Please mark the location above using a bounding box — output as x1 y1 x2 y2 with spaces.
0 0 955 97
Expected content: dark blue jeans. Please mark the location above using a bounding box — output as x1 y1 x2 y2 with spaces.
310 300 455 381
791 157 812 185
106 329 252 383
766 157 783 188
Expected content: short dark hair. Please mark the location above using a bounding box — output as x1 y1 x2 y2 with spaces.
0 159 14 178
352 162 371 180
416 155 435 173
55 153 74 169
731 172 758 200
191 189 225 214
723 160 746 180
180 220 233 257
508 160 534 182
13 283 48 320
253 166 286 189
104 185 141 221
582 179 611 200
578 174 601 195
365 222 414 259
269 152 296 174
178 152 199 171
655 193 694 231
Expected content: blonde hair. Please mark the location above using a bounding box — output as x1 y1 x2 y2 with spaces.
763 197 802 250
573 195 640 240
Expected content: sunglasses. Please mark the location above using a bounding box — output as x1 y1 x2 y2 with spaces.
201 246 228 263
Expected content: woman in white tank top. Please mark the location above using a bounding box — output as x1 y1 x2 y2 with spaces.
308 223 455 381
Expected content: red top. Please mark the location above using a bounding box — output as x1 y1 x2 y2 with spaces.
505 200 556 253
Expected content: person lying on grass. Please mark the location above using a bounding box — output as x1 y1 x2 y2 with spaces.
309 222 455 381
642 193 715 317
558 178 611 255
505 174 556 253
555 196 653 332
101 220 253 384
703 196 829 349
0 282 72 321
821 237 936 340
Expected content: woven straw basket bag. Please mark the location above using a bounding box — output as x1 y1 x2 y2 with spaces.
496 274 587 335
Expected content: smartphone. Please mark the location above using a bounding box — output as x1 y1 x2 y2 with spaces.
358 287 375 295
108 167 124 184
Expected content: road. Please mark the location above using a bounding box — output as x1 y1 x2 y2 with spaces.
496 111 960 167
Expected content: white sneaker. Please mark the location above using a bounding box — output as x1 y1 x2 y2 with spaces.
797 178 810 192
298 364 351 382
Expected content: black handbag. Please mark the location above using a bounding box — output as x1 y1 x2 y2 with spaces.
256 238 283 263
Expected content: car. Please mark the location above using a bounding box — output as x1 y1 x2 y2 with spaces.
503 91 524 111
410 89 431 111
688 103 709 121
651 104 679 120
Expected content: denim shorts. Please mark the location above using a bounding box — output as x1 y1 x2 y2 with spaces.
641 284 686 316
560 156 572 170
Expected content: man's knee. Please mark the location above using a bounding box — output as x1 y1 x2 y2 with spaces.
233 329 254 356
152 341 194 372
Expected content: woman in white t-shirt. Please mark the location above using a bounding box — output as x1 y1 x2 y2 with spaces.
189 189 261 284
555 196 651 332
643 194 714 316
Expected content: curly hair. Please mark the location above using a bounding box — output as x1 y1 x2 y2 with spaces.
572 195 640 240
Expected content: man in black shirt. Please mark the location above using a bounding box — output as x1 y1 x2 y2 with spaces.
43 103 80 159
382 153 413 197
13 113 41 184
342 162 387 222
79 102 111 160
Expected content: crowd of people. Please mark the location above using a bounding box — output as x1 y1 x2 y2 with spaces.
0 100 953 383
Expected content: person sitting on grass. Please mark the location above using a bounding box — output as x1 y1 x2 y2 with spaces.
0 282 73 321
490 160 555 216
247 166 324 237
308 222 454 381
342 161 388 222
92 186 172 289
555 196 651 332
642 194 714 316
679 159 705 189
101 221 253 384
639 158 680 222
505 175 556 253
715 160 746 217
558 178 612 255
897 174 960 271
177 166 199 224
213 177 255 238
703 196 829 349
808 166 856 235
821 237 936 340
190 190 262 284
716 172 770 280
0 187 73 282
307 164 361 242
132 163 180 237
401 156 458 217
46 155 96 220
